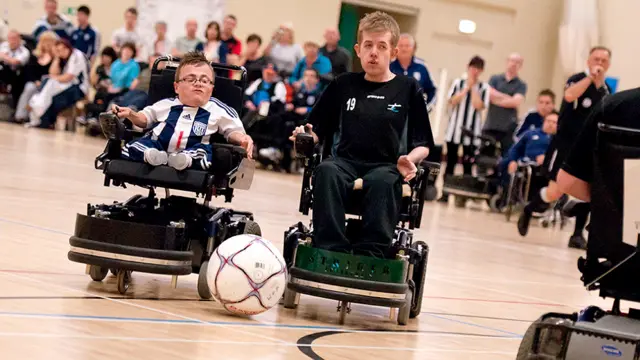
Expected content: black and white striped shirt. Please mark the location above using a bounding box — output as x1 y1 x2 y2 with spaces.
444 77 490 146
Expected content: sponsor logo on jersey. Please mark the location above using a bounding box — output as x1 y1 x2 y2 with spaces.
387 103 402 113
367 95 385 99
192 121 207 136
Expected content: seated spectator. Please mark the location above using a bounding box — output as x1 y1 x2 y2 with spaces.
0 29 31 107
85 42 139 121
242 62 287 126
173 19 201 57
514 89 556 140
90 46 117 92
13 31 57 123
27 39 89 129
33 0 73 41
220 15 242 64
289 41 332 90
319 27 351 76
264 24 303 76
195 21 228 63
111 7 142 56
238 34 267 83
70 5 100 64
148 21 173 63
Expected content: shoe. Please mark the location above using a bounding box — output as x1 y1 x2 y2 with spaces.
144 148 168 166
517 211 531 236
259 147 283 162
167 152 192 170
568 234 587 250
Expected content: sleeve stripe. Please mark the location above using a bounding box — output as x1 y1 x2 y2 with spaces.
210 97 239 119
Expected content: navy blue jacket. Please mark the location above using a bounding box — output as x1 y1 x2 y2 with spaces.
506 128 551 163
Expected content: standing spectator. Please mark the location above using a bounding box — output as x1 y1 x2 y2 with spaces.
220 15 242 59
70 5 100 64
111 7 142 55
0 30 31 108
442 56 490 189
148 21 173 63
13 31 57 123
238 34 267 83
289 41 331 90
33 0 74 41
264 24 303 75
513 89 555 140
173 19 201 57
483 53 528 155
319 27 351 76
28 39 89 128
195 21 228 63
390 33 437 112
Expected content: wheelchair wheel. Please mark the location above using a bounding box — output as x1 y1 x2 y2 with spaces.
454 196 466 208
243 220 262 236
516 316 573 360
89 265 109 282
410 241 428 318
397 287 413 326
116 270 132 295
197 261 213 300
283 288 297 309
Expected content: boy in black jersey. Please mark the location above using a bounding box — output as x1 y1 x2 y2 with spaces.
290 11 434 258
517 46 611 250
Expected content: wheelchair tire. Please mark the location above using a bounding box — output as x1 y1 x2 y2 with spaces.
197 261 213 300
517 316 573 360
454 196 466 208
516 317 541 360
397 287 413 326
116 269 132 295
424 185 438 202
89 265 109 282
410 241 428 318
243 220 262 236
283 288 298 309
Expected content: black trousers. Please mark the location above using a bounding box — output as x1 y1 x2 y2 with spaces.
484 129 514 157
312 157 402 258
445 141 474 176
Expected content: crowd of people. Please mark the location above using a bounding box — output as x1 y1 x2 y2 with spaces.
0 0 613 248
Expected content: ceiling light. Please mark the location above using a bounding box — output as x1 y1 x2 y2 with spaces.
459 20 476 34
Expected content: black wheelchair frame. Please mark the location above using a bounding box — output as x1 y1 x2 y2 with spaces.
516 123 640 359
67 56 260 298
280 128 441 325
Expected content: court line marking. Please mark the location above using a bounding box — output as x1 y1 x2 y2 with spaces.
0 271 290 346
427 274 582 288
0 332 518 354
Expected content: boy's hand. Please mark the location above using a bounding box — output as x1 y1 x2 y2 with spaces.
112 104 133 119
290 123 318 143
397 155 417 182
239 134 254 159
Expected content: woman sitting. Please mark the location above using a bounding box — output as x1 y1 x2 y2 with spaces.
27 38 89 129
195 21 228 63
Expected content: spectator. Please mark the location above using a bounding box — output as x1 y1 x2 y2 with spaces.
0 19 8 43
264 24 303 75
289 41 331 90
220 15 242 61
173 19 201 56
85 43 139 122
148 21 173 63
514 89 556 140
319 27 351 76
90 46 117 93
195 21 228 63
33 0 74 41
390 33 437 112
0 29 30 107
27 38 89 128
13 31 57 123
238 34 267 83
243 62 287 126
483 53 528 155
111 7 142 55
70 5 100 64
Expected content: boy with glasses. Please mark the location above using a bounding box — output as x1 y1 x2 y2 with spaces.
113 51 253 171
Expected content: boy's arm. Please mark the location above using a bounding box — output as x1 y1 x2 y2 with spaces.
407 83 434 164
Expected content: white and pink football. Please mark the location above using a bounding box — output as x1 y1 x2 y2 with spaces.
207 234 287 316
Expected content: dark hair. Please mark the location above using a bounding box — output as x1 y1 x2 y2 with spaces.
77 5 90 15
125 7 138 16
246 33 262 45
468 55 485 70
205 21 221 41
546 110 559 117
538 89 556 103
303 68 319 78
590 45 611 57
175 51 214 82
120 42 137 58
100 46 117 62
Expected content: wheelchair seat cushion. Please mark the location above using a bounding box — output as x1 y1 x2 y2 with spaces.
104 143 247 192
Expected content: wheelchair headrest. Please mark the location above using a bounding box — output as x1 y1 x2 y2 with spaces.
146 55 248 116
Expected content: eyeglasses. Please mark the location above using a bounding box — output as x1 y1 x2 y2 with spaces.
178 76 214 85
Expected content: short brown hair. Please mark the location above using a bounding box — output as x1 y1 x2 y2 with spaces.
357 11 400 47
538 89 556 103
175 51 214 82
590 45 612 57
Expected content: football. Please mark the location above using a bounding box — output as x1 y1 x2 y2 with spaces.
207 234 287 315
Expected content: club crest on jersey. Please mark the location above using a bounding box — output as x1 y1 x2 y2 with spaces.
192 122 207 136
387 103 402 113
582 97 592 108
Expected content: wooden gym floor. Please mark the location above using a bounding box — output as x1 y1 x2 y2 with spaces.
0 122 616 359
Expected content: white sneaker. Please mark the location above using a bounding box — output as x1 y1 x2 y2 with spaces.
144 148 168 166
167 153 192 171
259 147 283 162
